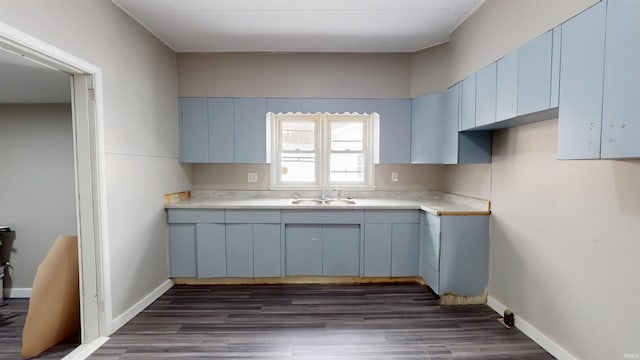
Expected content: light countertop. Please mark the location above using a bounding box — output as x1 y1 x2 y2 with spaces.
165 191 490 216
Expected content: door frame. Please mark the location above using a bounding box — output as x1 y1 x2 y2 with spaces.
0 22 110 342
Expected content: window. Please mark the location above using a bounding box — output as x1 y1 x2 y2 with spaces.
271 112 374 189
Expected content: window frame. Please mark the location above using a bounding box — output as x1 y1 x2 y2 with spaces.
270 112 375 190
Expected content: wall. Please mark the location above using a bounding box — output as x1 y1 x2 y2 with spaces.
190 163 445 191
0 104 77 292
177 52 412 98
0 0 190 329
440 1 640 359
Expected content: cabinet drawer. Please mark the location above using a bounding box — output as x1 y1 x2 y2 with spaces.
421 212 441 232
365 210 419 224
225 210 281 223
282 210 364 224
168 209 225 223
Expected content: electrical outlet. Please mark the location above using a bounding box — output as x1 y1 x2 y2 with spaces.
247 173 258 183
391 172 399 182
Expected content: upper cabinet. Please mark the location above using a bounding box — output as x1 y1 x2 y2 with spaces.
557 2 606 160
496 51 518 121
179 98 209 163
376 99 412 164
475 63 497 127
558 0 640 160
179 97 268 163
412 84 491 164
517 31 553 115
601 0 640 158
459 75 477 131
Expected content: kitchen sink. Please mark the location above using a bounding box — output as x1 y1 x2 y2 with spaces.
289 198 358 205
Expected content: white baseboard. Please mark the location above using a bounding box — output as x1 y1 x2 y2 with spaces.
109 279 173 334
62 337 110 360
3 287 32 298
487 296 579 360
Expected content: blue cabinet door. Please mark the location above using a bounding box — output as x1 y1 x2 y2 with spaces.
377 99 412 164
323 225 360 276
179 98 208 162
518 31 553 115
442 85 460 164
420 224 440 294
440 216 489 297
391 223 420 276
253 224 282 277
496 51 518 121
364 224 392 277
196 223 226 278
208 98 234 163
285 225 323 276
460 74 477 130
475 63 497 127
234 98 267 163
601 0 640 158
169 224 197 277
558 2 606 159
225 224 254 277
411 93 445 164
550 26 561 108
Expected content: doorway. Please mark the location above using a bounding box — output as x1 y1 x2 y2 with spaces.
0 22 108 351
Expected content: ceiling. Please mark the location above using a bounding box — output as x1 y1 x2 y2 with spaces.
112 0 485 53
0 48 71 104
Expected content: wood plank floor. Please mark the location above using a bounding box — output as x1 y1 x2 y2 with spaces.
0 299 79 359
91 283 555 359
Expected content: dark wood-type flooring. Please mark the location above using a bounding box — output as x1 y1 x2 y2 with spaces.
91 283 554 359
0 299 78 359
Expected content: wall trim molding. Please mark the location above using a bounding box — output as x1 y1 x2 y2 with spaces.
61 336 109 360
3 287 32 298
487 296 579 360
109 279 173 334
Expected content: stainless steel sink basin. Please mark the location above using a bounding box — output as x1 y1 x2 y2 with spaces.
289 198 358 205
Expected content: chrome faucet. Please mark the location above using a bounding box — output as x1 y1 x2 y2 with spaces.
320 190 329 200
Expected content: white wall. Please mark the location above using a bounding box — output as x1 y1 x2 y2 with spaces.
0 104 77 291
436 1 640 359
0 0 190 327
178 52 412 98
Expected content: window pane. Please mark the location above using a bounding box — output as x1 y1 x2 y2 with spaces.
282 121 315 151
331 122 363 151
281 152 315 182
329 153 364 182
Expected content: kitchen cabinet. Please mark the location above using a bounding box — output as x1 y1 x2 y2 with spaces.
412 85 491 164
376 99 412 164
284 224 360 276
601 0 640 158
364 210 420 277
282 210 364 276
285 225 323 276
179 98 208 163
475 63 497 127
551 27 561 108
225 210 281 277
322 225 360 276
558 1 606 159
196 224 226 278
459 74 476 131
178 97 268 163
411 92 446 164
419 212 489 298
168 209 226 278
517 31 553 116
496 51 518 122
234 98 268 163
208 98 234 163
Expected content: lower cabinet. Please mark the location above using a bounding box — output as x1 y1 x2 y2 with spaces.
285 224 360 276
419 212 489 297
364 210 420 277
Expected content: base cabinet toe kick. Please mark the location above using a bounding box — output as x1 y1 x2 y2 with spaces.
167 208 489 304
